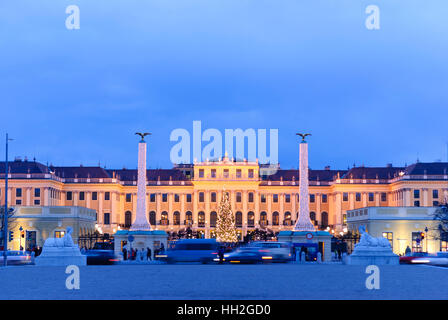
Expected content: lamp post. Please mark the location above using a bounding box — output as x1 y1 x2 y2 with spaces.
2 133 12 267
425 226 428 253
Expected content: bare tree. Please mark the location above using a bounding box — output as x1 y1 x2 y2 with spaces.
0 207 17 242
430 203 448 241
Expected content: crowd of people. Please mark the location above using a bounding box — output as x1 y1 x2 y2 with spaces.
121 243 165 261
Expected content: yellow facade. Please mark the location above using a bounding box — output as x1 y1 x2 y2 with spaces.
1 158 447 239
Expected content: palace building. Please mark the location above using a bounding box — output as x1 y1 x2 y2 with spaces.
1 155 448 242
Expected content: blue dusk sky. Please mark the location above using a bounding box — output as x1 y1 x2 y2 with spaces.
0 0 447 170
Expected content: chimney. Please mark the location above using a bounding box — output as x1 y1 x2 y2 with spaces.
325 165 331 170
386 163 393 168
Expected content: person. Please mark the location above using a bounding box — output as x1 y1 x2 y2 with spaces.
122 247 128 261
405 245 412 256
218 246 225 264
134 248 138 261
160 243 165 254
146 247 152 261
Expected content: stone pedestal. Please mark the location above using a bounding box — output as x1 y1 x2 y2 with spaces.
114 230 168 259
278 231 332 262
347 246 399 265
35 246 86 266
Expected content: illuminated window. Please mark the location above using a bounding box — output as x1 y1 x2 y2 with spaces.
412 232 423 252
382 232 393 250
55 231 65 238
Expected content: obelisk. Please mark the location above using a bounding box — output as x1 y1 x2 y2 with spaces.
130 133 152 231
294 134 315 232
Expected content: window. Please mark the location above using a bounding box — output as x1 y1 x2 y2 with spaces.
199 192 204 202
247 212 255 227
248 192 254 202
310 194 315 203
382 232 393 250
162 193 168 202
356 193 361 202
322 194 327 203
433 201 439 206
211 192 216 202
79 192 85 201
149 211 156 225
185 212 193 226
66 191 72 201
210 211 217 227
414 201 420 207
34 199 40 205
105 192 110 201
199 169 204 178
223 169 229 178
173 212 180 225
16 199 21 205
248 169 254 178
260 212 268 226
414 190 420 199
126 193 132 202
186 194 192 202
92 192 98 201
272 212 279 226
285 194 290 203
16 188 22 197
124 211 132 228
343 192 348 202
161 212 168 225
412 232 424 252
211 169 216 178
283 212 292 226
236 192 242 202
433 190 439 199
273 194 278 203
368 193 374 202
236 169 242 178
104 213 110 225
55 231 65 238
381 192 387 202
150 193 156 202
174 194 179 202
261 194 266 203
34 188 40 197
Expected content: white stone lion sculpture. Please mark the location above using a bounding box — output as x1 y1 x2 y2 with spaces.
355 225 391 248
43 227 75 248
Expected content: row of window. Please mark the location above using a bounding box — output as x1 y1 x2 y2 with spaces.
13 188 41 198
198 168 255 179
118 211 330 228
342 192 387 202
413 189 440 199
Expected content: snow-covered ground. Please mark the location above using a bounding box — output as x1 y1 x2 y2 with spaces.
0 263 447 300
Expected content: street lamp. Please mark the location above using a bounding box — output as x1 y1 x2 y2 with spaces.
2 133 13 267
425 226 428 253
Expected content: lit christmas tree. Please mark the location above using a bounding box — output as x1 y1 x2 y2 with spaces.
216 191 238 243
